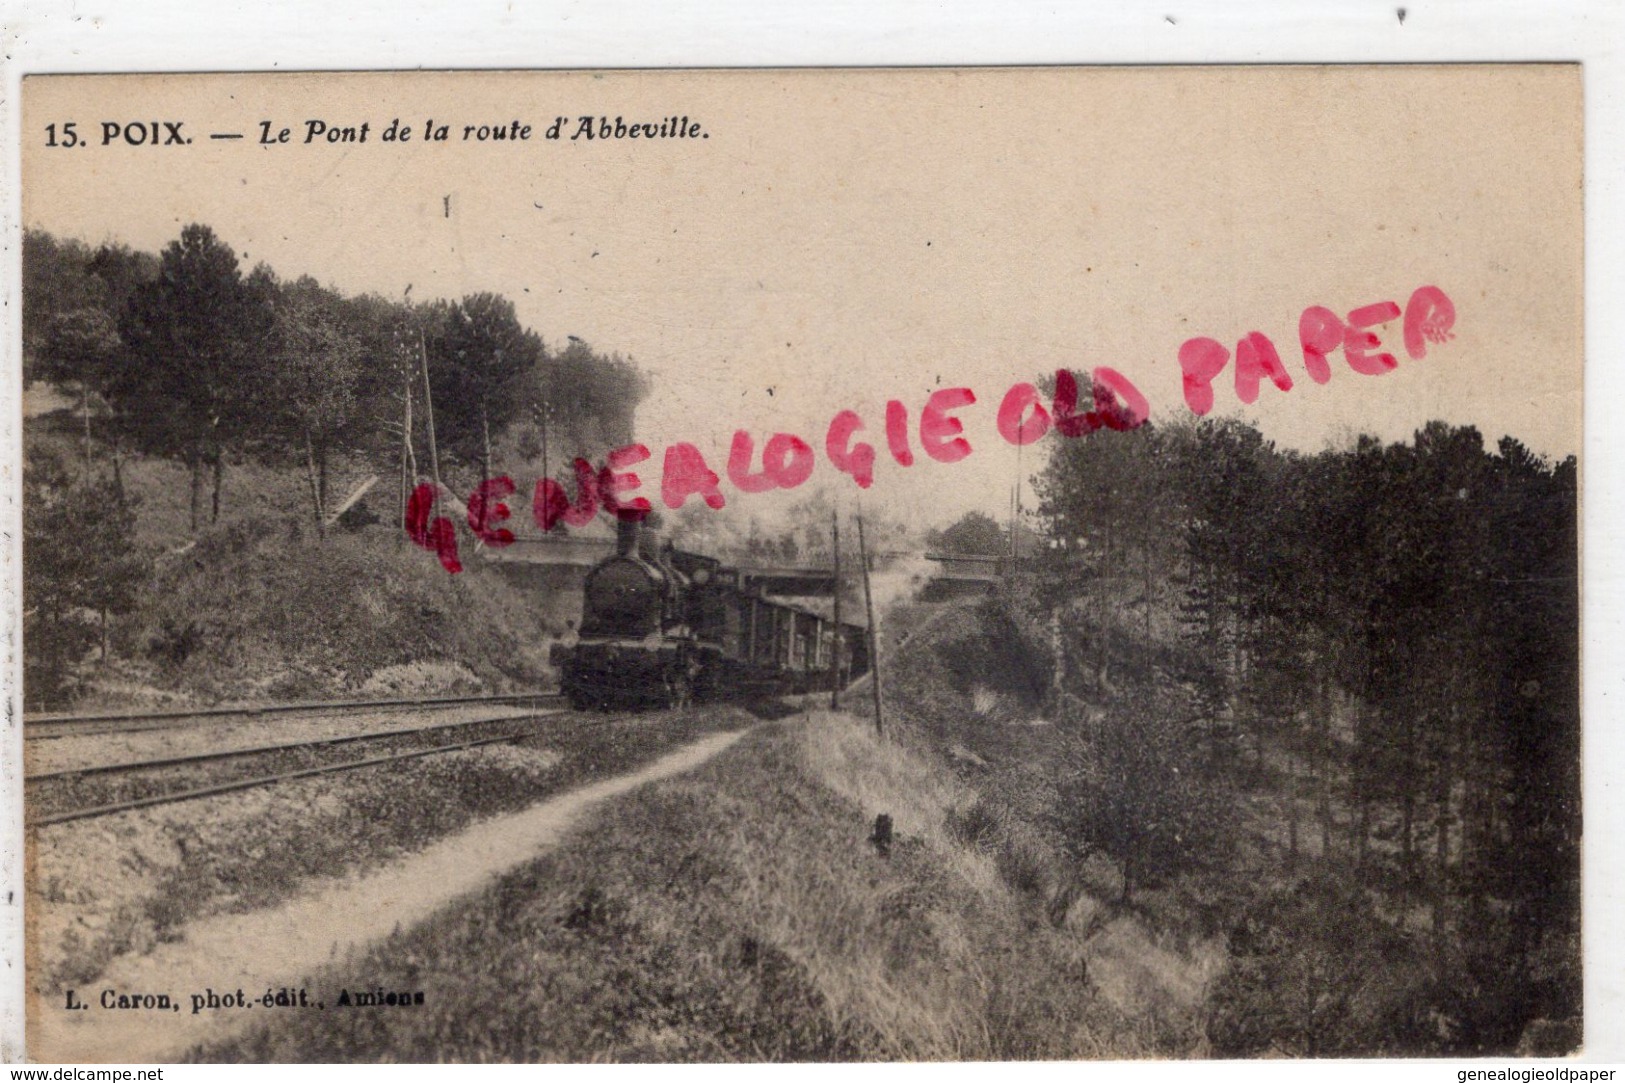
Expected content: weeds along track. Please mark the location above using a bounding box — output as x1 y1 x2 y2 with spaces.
23 691 564 742
26 708 574 828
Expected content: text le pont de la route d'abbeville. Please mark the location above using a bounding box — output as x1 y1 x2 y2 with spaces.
407 284 1456 573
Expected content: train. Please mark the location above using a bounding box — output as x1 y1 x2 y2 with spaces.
551 517 871 710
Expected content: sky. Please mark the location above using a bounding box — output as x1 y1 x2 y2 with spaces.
21 66 1583 530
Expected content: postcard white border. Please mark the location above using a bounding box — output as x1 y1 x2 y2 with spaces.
0 0 1618 1073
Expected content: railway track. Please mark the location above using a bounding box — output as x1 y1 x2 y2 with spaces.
24 691 564 741
26 708 570 829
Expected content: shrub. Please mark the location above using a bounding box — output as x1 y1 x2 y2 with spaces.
23 448 150 707
1050 706 1234 904
134 520 554 700
1206 873 1428 1057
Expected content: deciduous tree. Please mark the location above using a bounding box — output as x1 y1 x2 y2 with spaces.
116 224 271 530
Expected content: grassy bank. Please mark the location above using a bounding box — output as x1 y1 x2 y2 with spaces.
195 709 1216 1062
28 707 746 1000
26 425 577 709
130 518 566 703
51 514 575 709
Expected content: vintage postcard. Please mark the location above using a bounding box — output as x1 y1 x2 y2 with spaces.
14 66 1582 1062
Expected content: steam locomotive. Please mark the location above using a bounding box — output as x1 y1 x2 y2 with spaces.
552 517 870 710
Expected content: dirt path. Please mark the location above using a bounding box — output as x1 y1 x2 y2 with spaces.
27 726 752 1063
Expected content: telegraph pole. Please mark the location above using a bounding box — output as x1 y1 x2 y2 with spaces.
1011 438 1023 567
404 285 443 501
399 373 414 538
831 512 842 709
419 325 443 499
857 515 883 738
538 399 550 495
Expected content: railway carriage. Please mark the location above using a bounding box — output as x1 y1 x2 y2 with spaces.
552 518 869 710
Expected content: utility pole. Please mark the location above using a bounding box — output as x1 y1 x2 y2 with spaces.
1011 438 1023 569
538 399 550 495
831 511 842 709
400 374 414 538
419 325 443 499
857 515 883 738
404 284 442 502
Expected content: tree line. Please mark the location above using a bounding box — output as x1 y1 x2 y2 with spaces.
23 224 646 532
22 223 647 703
1030 404 1578 1052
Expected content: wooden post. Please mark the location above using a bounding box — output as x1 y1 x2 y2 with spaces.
303 430 326 539
747 598 759 664
831 512 843 709
857 515 883 738
400 374 416 540
538 399 550 495
419 326 443 499
399 420 409 538
1012 438 1022 566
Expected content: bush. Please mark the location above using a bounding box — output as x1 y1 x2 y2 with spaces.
945 799 1001 849
23 448 149 707
1051 706 1234 904
135 519 556 700
1206 873 1430 1057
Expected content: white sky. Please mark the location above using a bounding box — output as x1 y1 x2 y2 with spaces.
22 67 1582 529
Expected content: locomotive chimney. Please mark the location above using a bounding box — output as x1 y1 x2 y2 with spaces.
616 516 640 556
637 512 665 562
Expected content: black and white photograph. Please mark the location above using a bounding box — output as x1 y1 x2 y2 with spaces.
10 63 1589 1063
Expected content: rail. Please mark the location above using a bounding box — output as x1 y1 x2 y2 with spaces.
24 691 561 731
24 707 567 783
29 726 547 828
